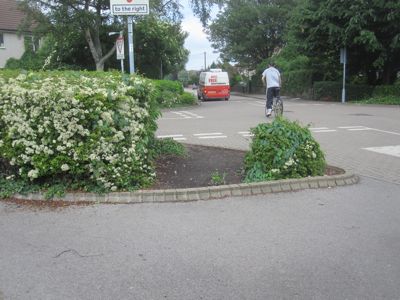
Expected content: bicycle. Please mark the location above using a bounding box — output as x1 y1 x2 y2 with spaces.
265 94 283 117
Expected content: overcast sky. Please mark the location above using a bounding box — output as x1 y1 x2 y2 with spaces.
181 3 220 71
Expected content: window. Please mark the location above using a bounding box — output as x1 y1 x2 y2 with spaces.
0 33 4 48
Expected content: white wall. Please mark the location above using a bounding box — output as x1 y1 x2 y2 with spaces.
0 32 25 68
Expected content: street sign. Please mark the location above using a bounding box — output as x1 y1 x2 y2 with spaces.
116 36 124 60
110 0 149 15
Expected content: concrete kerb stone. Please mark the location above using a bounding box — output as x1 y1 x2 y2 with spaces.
10 170 358 204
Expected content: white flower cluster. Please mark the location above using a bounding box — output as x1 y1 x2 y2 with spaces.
0 71 157 189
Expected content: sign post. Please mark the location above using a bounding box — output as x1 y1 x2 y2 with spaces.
110 0 149 74
116 34 125 73
340 48 347 103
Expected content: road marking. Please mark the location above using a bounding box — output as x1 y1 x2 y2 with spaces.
310 127 329 130
194 132 223 136
179 111 204 119
157 134 184 138
363 145 400 158
370 128 400 136
238 131 254 137
157 134 187 141
312 130 337 133
198 136 227 139
161 111 204 120
338 126 366 129
348 128 372 131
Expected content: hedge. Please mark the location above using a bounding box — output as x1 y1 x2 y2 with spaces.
152 79 196 107
312 81 374 101
281 69 313 98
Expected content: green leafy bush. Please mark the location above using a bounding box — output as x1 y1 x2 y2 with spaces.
151 138 186 157
313 81 374 101
152 80 196 107
244 118 326 182
354 95 400 105
372 84 400 97
281 69 314 97
0 70 159 194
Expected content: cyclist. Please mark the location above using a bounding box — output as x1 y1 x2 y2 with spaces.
262 62 281 117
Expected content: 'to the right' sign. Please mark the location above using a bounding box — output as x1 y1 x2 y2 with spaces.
110 0 150 15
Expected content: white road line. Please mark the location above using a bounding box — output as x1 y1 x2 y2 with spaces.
310 127 329 130
157 134 184 138
238 131 251 134
338 126 366 129
363 145 400 158
180 111 204 119
172 137 187 141
348 128 372 131
194 132 223 136
198 136 227 139
312 130 337 133
370 128 400 136
172 112 191 119
242 134 254 137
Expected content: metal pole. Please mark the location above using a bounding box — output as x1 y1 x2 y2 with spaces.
128 16 134 74
119 31 124 74
342 61 346 103
204 51 206 70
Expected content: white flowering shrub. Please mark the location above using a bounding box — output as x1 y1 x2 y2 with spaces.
244 117 326 182
0 71 159 192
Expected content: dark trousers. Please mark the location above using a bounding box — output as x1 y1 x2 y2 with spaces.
266 87 280 109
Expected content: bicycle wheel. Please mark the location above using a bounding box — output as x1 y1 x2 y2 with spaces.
273 98 283 117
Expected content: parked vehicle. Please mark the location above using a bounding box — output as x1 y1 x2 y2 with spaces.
197 69 230 101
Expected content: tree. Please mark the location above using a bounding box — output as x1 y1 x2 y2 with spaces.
207 0 294 69
19 0 185 71
135 17 189 79
20 0 121 71
290 0 400 84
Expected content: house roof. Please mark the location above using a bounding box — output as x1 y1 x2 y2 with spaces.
0 0 30 32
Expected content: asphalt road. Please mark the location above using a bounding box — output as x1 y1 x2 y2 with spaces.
0 94 399 300
158 93 400 184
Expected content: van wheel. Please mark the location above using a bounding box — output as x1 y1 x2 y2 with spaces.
225 97 229 101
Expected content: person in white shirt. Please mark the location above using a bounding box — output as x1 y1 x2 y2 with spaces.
262 63 281 117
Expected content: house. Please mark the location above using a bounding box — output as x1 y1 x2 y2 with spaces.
0 0 33 68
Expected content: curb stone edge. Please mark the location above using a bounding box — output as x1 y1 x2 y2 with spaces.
12 170 359 204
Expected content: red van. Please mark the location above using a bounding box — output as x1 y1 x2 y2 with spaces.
197 69 230 101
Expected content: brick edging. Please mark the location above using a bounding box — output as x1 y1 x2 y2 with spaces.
13 171 359 204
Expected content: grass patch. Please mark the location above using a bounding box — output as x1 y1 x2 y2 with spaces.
352 95 400 105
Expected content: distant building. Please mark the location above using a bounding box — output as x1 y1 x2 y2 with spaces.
0 0 35 68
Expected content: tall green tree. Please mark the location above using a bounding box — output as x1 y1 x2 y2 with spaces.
207 0 294 68
135 17 189 78
19 0 184 71
290 0 400 84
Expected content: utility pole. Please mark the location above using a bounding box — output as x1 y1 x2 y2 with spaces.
340 47 347 103
128 16 134 74
204 51 207 71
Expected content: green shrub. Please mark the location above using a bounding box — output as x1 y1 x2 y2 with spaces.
179 92 197 106
281 69 313 97
313 81 374 101
244 118 326 182
353 95 400 105
151 138 186 157
372 85 400 97
152 79 194 107
0 70 159 193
